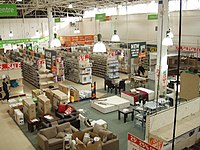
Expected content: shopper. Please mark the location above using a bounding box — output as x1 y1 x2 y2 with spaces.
2 77 9 101
137 63 145 76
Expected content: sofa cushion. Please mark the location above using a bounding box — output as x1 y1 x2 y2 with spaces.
88 131 98 138
48 138 63 146
56 132 65 138
98 129 114 142
57 122 70 133
40 126 57 139
58 104 66 113
93 124 104 135
65 105 74 115
64 128 72 134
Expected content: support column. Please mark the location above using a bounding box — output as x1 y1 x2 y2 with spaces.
155 0 169 98
47 7 53 48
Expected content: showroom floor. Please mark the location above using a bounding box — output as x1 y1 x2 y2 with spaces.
0 73 132 150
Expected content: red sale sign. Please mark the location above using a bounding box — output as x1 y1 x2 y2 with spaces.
127 133 158 150
0 62 21 71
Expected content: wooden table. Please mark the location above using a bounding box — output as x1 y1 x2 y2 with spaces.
118 108 134 123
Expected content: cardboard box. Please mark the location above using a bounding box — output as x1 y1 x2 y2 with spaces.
70 87 80 102
58 83 69 95
45 89 54 105
32 89 44 98
23 98 36 120
52 90 68 100
37 95 51 115
72 131 102 150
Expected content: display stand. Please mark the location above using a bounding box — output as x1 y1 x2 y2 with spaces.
0 60 25 99
145 97 200 150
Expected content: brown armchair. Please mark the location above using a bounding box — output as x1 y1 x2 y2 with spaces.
82 124 119 150
37 122 78 150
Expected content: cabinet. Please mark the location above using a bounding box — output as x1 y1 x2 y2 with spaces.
14 109 24 125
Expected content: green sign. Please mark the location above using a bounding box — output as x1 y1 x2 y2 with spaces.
0 4 17 17
0 37 49 48
148 14 158 20
95 13 106 21
54 18 61 23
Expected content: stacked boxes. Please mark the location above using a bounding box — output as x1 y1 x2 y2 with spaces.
14 109 24 125
70 87 80 102
23 98 36 120
51 90 68 110
58 83 69 95
37 95 51 115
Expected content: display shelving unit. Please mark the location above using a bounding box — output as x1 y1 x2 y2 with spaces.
0 60 25 99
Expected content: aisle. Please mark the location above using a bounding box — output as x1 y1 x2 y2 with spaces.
0 101 35 150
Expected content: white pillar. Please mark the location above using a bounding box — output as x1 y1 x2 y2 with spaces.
47 7 53 48
155 0 169 97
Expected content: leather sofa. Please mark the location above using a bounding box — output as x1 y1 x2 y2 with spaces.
82 124 119 150
37 122 78 150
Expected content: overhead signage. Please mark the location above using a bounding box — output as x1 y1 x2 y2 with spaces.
45 49 56 70
127 133 158 150
148 14 158 20
0 62 21 71
95 13 106 21
147 44 157 53
176 46 200 52
0 4 17 17
130 42 146 58
54 18 61 23
149 137 164 150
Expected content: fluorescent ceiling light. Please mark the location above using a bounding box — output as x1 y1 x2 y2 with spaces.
111 30 120 42
68 4 73 9
17 0 22 1
118 4 122 8
93 34 106 52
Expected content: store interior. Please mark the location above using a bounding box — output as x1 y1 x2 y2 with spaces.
0 0 200 150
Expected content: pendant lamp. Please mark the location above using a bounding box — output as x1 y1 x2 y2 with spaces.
162 29 174 46
111 30 120 42
51 33 61 48
93 34 106 52
9 31 13 37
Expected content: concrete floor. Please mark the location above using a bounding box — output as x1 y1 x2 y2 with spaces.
0 74 128 150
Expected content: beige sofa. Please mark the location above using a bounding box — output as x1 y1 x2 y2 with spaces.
37 122 78 150
82 124 119 150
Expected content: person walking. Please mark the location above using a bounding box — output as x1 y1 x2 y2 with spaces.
2 77 9 102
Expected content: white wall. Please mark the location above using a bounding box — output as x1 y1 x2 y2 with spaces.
0 10 200 47
0 18 49 40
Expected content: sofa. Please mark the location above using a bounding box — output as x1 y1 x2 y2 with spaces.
54 104 80 129
37 122 78 150
82 124 119 150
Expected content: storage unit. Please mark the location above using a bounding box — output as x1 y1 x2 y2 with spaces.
14 109 24 125
37 95 51 115
23 98 36 120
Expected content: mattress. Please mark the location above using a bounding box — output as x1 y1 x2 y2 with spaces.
136 87 155 100
91 96 130 113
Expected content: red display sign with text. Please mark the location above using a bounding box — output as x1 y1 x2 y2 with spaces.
0 62 21 71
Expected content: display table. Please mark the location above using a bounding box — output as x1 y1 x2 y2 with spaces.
118 108 134 123
27 118 40 132
91 96 130 113
121 90 148 105
136 87 154 100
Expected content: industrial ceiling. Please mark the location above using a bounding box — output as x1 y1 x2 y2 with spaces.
0 0 151 18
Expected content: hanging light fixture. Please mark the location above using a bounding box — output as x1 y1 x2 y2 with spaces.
9 31 13 37
36 30 40 36
74 28 80 34
111 7 120 42
93 34 106 52
68 4 73 9
111 30 120 42
50 33 61 48
162 29 174 46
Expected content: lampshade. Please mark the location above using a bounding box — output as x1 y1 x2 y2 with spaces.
36 30 40 36
51 38 61 48
74 28 80 34
93 42 106 52
93 34 106 52
9 31 13 37
168 31 174 38
162 36 173 46
111 30 120 42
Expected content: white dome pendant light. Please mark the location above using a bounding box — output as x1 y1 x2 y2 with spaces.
93 34 106 52
111 30 120 42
